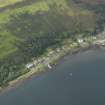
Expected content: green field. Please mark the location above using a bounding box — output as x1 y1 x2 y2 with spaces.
0 0 22 7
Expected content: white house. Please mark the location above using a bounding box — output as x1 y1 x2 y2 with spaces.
92 36 97 40
26 63 34 69
77 39 84 43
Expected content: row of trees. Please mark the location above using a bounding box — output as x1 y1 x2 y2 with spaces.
91 4 105 33
71 0 105 33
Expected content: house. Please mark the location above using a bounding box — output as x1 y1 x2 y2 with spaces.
77 39 84 43
26 63 34 69
92 36 97 40
56 48 61 52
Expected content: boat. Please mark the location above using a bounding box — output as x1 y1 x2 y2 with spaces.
69 73 72 76
48 64 52 69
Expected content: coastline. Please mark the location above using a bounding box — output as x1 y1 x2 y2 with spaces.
0 36 104 94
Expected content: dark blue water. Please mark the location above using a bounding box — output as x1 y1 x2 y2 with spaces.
0 50 105 105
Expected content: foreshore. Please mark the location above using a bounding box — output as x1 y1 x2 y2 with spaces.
0 35 105 94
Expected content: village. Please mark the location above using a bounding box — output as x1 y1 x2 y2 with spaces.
25 29 105 71
25 38 89 70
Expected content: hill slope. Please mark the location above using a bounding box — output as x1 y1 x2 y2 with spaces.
0 0 104 86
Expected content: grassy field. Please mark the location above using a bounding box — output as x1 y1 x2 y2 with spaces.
0 0 23 7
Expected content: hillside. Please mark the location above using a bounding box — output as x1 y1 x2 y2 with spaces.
0 0 104 86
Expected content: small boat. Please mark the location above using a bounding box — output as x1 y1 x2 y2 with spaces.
48 64 52 69
69 73 72 76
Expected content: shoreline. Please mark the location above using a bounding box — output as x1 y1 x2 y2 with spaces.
0 37 104 94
